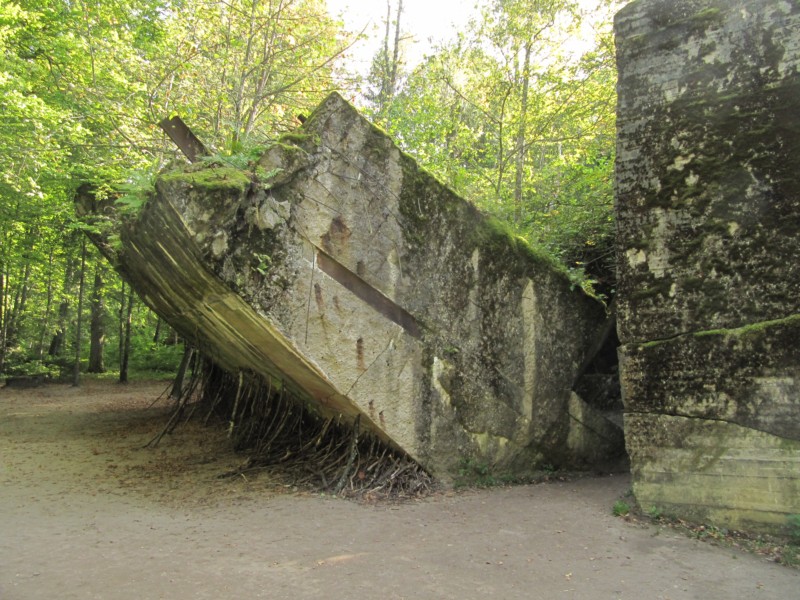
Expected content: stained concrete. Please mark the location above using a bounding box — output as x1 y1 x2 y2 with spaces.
615 0 800 532
86 93 620 481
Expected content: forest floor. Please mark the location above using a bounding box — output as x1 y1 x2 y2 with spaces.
1 380 798 600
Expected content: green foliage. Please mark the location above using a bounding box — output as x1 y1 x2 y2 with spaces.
612 500 630 517
567 265 604 299
455 458 514 488
196 146 289 185
0 0 624 381
782 516 800 566
646 505 663 520
477 213 567 275
278 132 318 146
781 546 800 568
115 171 156 215
254 253 272 276
365 0 619 295
0 0 359 382
779 519 800 566
363 0 410 124
255 166 284 185
198 146 268 170
114 194 148 215
788 514 800 544
127 342 184 374
147 0 355 153
2 352 60 378
689 524 727 541
456 458 492 486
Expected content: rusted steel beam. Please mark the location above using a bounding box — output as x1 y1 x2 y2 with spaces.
158 116 209 163
315 250 420 339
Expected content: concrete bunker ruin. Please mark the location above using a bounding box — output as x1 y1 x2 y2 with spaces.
83 92 624 491
81 0 797 530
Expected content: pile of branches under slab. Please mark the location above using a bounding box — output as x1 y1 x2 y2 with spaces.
153 359 437 501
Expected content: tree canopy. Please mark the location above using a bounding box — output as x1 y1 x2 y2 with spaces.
365 0 619 293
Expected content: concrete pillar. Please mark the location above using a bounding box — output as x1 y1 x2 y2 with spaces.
614 0 800 532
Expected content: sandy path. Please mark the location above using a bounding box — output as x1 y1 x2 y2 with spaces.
1 380 797 600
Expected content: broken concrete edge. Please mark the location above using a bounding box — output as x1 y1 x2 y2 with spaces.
625 412 800 536
127 191 385 426
77 179 395 450
144 174 607 462
87 173 440 478
618 313 800 442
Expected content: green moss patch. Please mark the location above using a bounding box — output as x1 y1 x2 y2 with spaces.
474 214 567 276
693 313 800 340
159 166 252 193
397 155 569 284
277 131 319 148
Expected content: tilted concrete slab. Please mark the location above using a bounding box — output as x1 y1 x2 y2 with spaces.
91 93 614 479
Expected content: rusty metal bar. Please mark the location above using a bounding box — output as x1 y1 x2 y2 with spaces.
316 250 420 338
157 116 209 163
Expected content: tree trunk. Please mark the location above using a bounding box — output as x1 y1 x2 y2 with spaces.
118 281 125 365
119 287 135 383
49 250 76 358
0 267 5 376
152 316 162 345
389 0 403 100
168 326 180 346
87 264 106 373
48 301 67 356
49 299 69 357
170 344 194 399
36 245 56 361
514 42 532 223
5 258 33 349
72 238 88 387
232 0 259 145
380 1 392 112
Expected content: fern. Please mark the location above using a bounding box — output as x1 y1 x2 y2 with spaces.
198 145 267 170
115 170 156 215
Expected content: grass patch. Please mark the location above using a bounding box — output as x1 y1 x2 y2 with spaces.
613 500 631 517
628 508 800 569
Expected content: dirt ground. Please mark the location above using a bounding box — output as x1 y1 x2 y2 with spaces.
1 380 797 600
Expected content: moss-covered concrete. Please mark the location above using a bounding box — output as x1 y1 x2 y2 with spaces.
615 0 800 343
626 413 800 535
615 0 800 533
87 92 619 481
158 165 252 193
620 315 800 440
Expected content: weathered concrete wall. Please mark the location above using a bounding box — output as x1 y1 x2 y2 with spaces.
615 0 800 532
98 93 619 480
